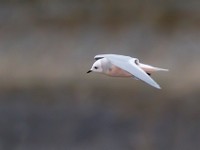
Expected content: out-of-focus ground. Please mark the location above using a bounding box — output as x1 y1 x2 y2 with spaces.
0 1 200 150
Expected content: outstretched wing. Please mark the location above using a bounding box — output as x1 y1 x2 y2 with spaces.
96 54 161 89
94 54 131 60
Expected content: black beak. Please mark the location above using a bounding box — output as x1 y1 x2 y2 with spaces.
87 70 92 73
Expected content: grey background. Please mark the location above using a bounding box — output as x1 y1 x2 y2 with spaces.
0 1 199 150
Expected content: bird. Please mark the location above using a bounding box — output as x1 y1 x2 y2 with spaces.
87 54 168 89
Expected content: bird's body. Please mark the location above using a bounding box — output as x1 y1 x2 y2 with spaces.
99 58 132 77
106 65 132 77
87 54 168 89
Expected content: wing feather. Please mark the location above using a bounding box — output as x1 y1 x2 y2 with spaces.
94 54 131 60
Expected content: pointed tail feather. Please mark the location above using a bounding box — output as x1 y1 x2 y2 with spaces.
154 67 169 72
139 63 169 72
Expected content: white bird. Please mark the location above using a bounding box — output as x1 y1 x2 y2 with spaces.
87 54 168 89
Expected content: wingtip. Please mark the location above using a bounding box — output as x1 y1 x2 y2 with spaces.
94 54 104 60
157 86 162 90
154 84 161 89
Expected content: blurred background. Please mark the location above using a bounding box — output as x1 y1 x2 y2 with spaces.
0 0 200 150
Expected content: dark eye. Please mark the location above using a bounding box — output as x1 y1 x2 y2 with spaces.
94 66 98 69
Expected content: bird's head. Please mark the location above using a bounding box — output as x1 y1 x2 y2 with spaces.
87 59 103 73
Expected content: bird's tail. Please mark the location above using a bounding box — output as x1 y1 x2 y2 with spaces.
153 67 169 72
139 63 169 72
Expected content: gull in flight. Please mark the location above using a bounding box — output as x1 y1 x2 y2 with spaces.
87 54 168 89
